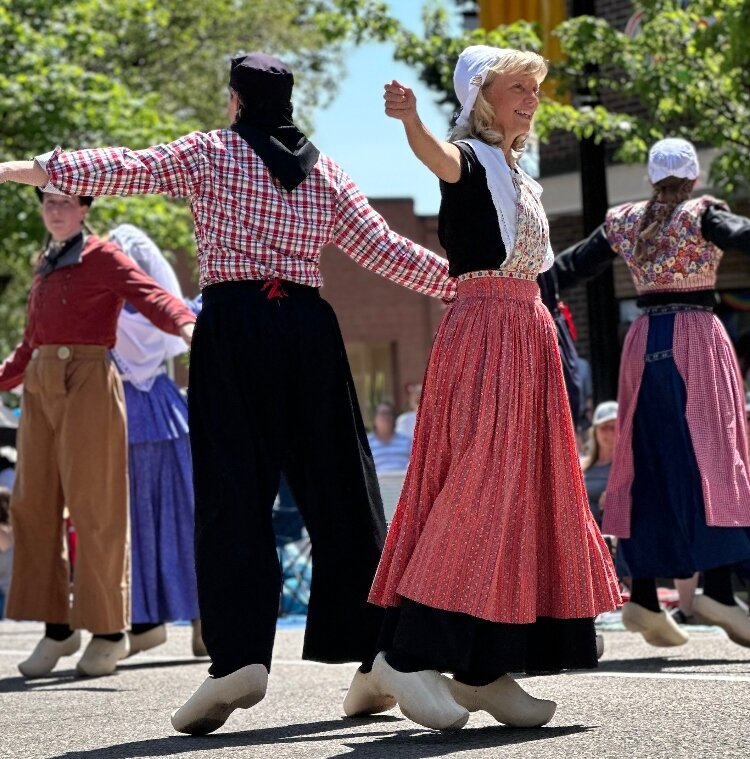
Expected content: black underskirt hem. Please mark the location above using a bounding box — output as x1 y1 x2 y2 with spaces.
377 598 598 678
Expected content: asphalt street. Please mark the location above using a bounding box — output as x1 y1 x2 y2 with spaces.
2 619 749 759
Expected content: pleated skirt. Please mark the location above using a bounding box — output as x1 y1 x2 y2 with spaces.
369 277 621 633
610 311 750 578
604 308 750 537
124 374 199 624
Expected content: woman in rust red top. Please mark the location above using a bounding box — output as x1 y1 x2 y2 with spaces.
0 191 195 679
0 52 454 734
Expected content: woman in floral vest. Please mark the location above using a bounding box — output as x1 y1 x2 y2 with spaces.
561 138 750 649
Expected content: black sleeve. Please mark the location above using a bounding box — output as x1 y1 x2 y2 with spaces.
701 205 750 254
554 224 617 292
454 142 479 183
439 142 480 193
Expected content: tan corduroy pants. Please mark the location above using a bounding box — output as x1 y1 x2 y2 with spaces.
6 345 130 633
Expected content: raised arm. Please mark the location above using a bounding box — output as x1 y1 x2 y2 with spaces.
384 80 462 184
702 205 750 254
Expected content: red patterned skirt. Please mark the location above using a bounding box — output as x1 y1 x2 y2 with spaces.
369 277 621 623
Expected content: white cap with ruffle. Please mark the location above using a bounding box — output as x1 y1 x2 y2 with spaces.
648 138 700 184
454 45 514 128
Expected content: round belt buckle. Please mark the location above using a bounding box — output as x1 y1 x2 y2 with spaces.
57 346 71 360
31 348 40 359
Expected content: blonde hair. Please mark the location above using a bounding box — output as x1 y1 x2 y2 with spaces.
451 50 548 162
581 427 600 473
633 177 695 266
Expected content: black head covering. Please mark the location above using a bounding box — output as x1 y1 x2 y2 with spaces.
35 187 93 206
229 52 319 192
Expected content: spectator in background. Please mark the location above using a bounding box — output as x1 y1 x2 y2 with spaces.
581 401 617 528
395 383 421 439
581 400 618 661
0 487 13 618
368 402 412 474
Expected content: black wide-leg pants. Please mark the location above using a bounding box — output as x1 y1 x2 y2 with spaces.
188 280 386 677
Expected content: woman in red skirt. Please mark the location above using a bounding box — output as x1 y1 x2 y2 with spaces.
343 46 621 731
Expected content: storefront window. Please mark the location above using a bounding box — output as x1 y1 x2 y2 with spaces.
345 341 397 427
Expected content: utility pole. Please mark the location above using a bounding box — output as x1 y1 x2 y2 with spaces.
570 0 620 403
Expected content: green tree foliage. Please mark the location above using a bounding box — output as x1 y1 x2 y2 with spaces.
536 0 750 197
380 1 750 197
0 0 395 357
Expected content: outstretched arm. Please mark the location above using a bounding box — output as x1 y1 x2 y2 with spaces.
100 242 196 340
384 80 462 184
555 225 616 292
0 131 211 199
702 205 750 254
0 161 47 187
332 168 455 301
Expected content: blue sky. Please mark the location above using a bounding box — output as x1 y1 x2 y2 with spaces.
312 1 460 216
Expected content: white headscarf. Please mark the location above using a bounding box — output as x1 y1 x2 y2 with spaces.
110 224 188 391
454 45 515 129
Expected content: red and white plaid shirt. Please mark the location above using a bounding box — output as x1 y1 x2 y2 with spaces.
40 130 456 300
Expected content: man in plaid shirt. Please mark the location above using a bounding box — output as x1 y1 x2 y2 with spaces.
0 52 455 734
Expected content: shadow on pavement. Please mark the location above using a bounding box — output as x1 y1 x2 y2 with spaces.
329 724 594 758
118 658 210 672
0 657 207 693
597 656 750 673
0 671 121 693
42 719 593 759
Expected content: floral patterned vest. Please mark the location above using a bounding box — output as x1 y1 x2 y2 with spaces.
604 195 728 294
